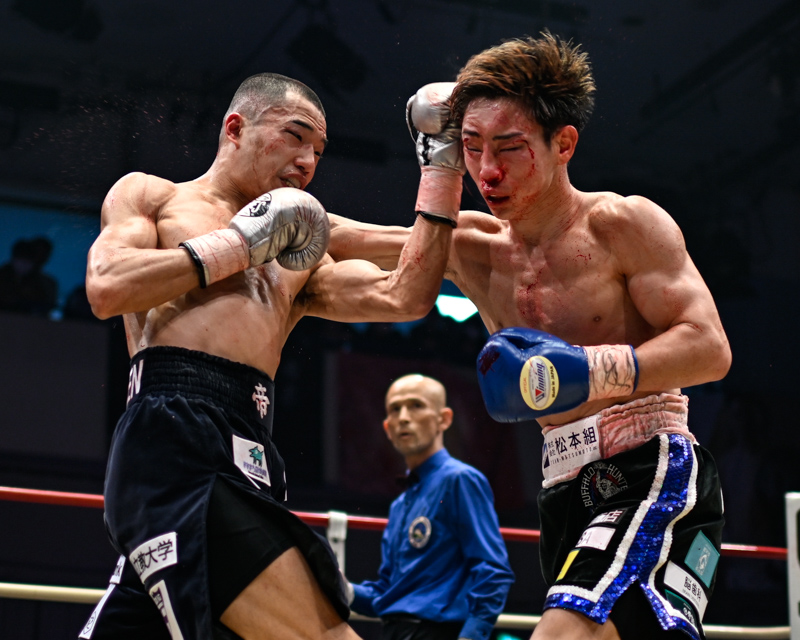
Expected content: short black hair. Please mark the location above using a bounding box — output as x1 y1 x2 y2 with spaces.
225 72 325 120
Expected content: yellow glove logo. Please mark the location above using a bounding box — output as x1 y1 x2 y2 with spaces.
520 356 559 411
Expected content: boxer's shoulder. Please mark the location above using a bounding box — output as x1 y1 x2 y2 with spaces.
102 172 180 225
455 209 504 236
585 192 687 273
109 171 177 202
586 191 676 236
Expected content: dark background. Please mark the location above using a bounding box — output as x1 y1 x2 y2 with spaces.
0 0 798 637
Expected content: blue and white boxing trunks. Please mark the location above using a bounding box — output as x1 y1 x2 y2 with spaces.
538 394 724 640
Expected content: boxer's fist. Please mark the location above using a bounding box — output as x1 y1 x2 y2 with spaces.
180 188 330 287
406 82 464 174
229 187 330 271
477 327 640 422
477 327 590 422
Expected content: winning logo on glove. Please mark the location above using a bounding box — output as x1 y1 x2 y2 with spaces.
520 355 560 411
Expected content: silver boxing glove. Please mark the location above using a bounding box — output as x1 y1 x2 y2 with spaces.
229 187 330 271
406 82 464 174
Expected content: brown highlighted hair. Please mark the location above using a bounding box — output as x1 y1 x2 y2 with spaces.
450 32 596 143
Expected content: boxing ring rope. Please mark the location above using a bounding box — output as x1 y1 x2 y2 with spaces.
0 486 791 639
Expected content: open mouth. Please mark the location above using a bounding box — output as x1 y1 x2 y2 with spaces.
485 195 510 206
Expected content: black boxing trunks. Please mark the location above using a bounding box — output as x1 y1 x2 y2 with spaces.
538 395 724 640
79 346 349 640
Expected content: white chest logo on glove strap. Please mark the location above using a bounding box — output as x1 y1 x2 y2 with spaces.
408 516 432 549
241 193 272 216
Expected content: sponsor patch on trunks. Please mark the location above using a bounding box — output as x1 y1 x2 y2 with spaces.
233 434 271 487
557 549 580 581
252 382 271 419
576 526 615 551
78 584 116 638
110 554 125 585
126 359 144 405
149 580 184 640
542 415 601 483
579 461 628 508
665 589 699 630
664 561 708 619
685 531 720 587
589 508 627 527
130 532 178 583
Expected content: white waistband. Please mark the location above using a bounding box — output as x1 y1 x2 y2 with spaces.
541 393 693 488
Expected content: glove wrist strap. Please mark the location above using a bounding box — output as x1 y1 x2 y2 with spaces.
584 344 640 402
416 167 461 224
417 211 457 228
180 229 249 288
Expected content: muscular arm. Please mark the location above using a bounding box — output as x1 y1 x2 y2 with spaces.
327 212 409 270
301 213 451 323
616 196 731 391
85 173 199 319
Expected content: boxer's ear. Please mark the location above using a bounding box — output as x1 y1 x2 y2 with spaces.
552 125 578 165
224 112 245 146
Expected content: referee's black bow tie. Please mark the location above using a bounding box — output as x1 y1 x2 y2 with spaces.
395 470 420 488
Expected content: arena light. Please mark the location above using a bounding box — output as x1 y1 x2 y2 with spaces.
435 294 478 322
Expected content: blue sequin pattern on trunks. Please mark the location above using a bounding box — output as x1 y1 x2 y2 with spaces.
544 434 702 639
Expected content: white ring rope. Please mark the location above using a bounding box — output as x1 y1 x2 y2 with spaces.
0 486 792 639
0 583 789 639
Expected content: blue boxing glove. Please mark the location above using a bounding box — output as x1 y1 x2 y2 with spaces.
477 327 639 422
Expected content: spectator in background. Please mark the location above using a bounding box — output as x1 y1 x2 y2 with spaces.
0 236 58 315
346 374 514 640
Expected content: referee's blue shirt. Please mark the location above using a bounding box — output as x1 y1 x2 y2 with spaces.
351 449 514 640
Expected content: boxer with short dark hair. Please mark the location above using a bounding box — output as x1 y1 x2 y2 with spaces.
329 33 731 640
79 72 459 640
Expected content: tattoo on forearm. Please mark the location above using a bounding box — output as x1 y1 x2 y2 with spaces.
585 344 637 401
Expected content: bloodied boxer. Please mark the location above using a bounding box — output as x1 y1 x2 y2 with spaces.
329 33 730 640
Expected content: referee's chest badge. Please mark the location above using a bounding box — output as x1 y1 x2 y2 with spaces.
408 516 432 548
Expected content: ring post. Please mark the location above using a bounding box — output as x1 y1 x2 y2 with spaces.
786 493 800 640
327 510 348 571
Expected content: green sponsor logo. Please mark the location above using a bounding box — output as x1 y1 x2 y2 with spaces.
685 531 719 587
